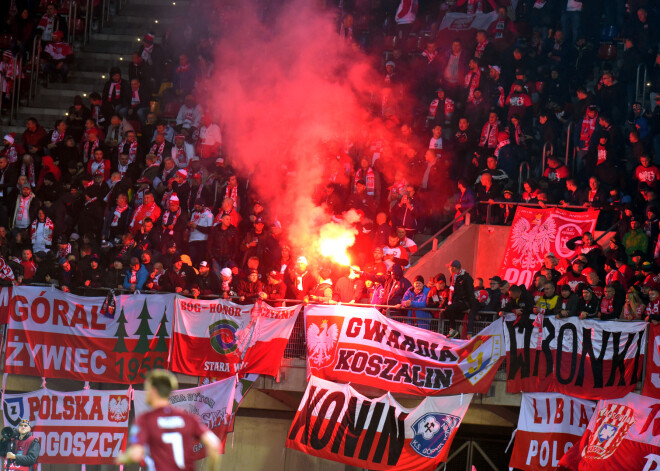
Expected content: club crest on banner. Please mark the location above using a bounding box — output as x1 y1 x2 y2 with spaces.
107 395 129 422
460 334 503 386
583 403 635 460
410 413 461 458
210 319 240 355
3 397 23 427
307 319 339 367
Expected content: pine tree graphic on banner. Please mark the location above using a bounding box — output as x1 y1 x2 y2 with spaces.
132 301 153 353
112 308 129 353
153 310 168 353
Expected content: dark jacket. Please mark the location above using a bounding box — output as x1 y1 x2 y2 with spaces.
207 224 239 264
0 432 41 470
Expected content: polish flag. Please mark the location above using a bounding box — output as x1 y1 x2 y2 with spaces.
170 297 301 378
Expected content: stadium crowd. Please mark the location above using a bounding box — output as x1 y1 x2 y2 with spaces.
0 0 659 338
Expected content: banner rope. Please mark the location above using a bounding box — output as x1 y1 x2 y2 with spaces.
0 373 7 410
40 377 46 389
505 428 517 454
83 381 90 390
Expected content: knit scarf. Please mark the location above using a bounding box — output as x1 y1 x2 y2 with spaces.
20 162 35 187
51 130 64 144
494 139 510 158
131 90 140 106
597 144 608 165
121 139 138 163
172 145 188 167
464 69 480 102
108 80 122 100
111 204 129 226
141 43 153 64
176 63 190 74
85 196 97 206
225 185 238 207
16 194 32 224
355 167 375 196
117 241 135 259
150 141 166 158
162 207 181 235
480 122 499 148
466 0 483 14
84 139 99 163
57 243 71 259
579 115 597 145
475 40 488 58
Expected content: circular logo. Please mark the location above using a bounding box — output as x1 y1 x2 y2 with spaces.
209 319 240 354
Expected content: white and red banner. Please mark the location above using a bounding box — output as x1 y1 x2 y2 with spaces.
558 393 660 470
643 323 660 398
510 393 596 470
286 376 471 470
133 376 237 458
4 286 174 383
170 298 301 378
504 316 647 400
2 388 130 465
498 208 599 287
437 12 497 44
305 305 504 396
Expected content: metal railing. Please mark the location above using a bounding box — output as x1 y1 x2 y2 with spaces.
636 63 648 108
565 121 575 174
415 208 473 255
540 142 554 175
480 200 598 225
518 161 529 194
28 37 41 104
8 56 23 125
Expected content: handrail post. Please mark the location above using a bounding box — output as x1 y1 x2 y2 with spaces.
71 1 77 43
9 57 21 125
565 122 574 173
84 0 91 44
68 0 74 38
518 161 529 194
486 202 491 225
100 0 106 30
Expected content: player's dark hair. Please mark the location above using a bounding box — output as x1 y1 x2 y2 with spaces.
146 369 178 398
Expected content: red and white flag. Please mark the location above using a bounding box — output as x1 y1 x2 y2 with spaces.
133 376 237 457
510 393 595 470
643 322 660 398
559 392 660 470
498 207 599 287
170 298 301 378
286 376 472 470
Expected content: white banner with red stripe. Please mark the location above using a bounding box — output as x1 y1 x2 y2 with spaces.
510 393 595 470
305 304 504 396
559 392 660 470
170 298 301 378
286 376 471 470
2 388 130 465
4 287 174 383
133 376 237 458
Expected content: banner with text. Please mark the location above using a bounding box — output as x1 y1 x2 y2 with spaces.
2 388 130 465
4 287 174 383
498 207 599 287
437 12 497 47
286 376 471 470
643 322 660 398
510 393 596 470
504 316 646 400
134 376 236 457
305 305 504 396
170 298 301 378
558 392 660 470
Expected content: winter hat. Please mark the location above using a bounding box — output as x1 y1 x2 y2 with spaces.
221 267 232 277
3 134 13 144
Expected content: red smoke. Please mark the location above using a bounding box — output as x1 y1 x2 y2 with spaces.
204 1 414 263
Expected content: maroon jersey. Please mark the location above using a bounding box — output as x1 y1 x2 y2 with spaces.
130 406 208 471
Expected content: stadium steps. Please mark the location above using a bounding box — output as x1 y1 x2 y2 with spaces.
3 0 188 130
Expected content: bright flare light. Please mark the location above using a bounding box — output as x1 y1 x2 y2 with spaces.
318 222 356 266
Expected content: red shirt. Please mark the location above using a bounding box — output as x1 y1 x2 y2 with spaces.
131 406 208 471
634 165 660 187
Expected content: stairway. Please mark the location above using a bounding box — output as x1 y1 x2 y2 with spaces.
1 0 186 136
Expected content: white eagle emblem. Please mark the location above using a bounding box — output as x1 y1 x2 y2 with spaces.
108 396 129 422
510 213 556 270
307 319 339 366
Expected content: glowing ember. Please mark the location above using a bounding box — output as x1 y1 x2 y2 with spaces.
318 222 356 266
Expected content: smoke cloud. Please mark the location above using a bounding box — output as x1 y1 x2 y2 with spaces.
205 1 408 263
